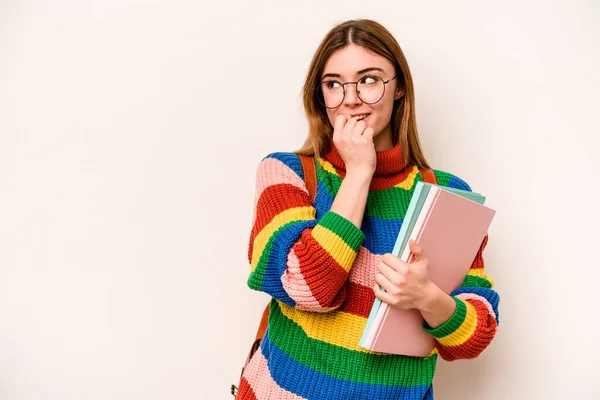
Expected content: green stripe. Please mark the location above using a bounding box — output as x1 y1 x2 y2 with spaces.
432 170 453 187
316 163 342 197
461 275 493 289
423 297 466 338
248 210 365 292
247 219 305 291
317 162 431 221
318 211 365 251
247 269 265 291
268 301 437 386
366 187 414 220
318 163 417 221
248 210 365 291
317 165 459 221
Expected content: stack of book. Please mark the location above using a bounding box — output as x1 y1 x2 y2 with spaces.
359 181 496 357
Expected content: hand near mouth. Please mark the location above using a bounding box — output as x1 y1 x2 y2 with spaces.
332 114 376 177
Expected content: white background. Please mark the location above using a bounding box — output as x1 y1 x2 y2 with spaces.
1 0 599 399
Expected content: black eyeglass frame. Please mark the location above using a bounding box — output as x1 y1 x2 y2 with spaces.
315 76 397 109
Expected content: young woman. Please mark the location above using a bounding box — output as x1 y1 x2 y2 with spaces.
239 19 499 400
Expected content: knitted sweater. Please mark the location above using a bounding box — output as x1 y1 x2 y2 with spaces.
238 144 500 400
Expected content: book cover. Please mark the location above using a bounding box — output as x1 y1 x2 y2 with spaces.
360 183 486 348
360 184 495 356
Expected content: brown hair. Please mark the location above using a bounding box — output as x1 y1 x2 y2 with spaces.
297 19 430 169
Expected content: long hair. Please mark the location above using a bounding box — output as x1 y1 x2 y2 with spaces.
297 19 430 169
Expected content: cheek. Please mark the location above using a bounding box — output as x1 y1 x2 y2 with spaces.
370 101 394 126
326 109 336 127
380 92 397 115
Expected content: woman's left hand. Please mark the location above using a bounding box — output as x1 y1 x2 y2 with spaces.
373 240 437 311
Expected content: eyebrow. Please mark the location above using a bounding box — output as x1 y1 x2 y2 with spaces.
321 67 385 80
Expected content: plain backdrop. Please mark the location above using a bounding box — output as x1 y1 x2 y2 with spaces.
1 0 599 399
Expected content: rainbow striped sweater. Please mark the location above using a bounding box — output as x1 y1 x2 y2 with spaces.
238 144 500 400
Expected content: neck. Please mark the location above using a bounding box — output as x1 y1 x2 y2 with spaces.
323 140 408 178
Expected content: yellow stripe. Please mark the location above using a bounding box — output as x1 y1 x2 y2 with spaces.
317 158 339 176
250 206 316 271
436 301 478 347
279 301 439 359
311 225 357 272
277 301 375 353
394 166 419 190
467 268 495 286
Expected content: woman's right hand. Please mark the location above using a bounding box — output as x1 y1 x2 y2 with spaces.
332 114 376 177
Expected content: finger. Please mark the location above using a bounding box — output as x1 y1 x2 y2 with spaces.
377 260 406 287
334 114 347 134
408 240 426 263
333 115 347 142
374 271 396 293
377 270 406 293
363 127 374 140
342 116 357 135
381 253 406 273
373 283 401 307
351 120 367 138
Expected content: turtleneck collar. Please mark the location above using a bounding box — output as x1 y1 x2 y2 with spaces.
322 143 408 177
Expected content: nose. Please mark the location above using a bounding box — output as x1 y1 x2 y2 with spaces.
343 83 362 106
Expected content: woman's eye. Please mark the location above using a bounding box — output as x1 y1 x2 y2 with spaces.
325 81 341 90
360 76 377 85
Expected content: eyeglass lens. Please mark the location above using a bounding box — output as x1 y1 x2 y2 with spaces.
320 76 387 108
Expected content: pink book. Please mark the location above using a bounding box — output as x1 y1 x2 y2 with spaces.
363 185 495 356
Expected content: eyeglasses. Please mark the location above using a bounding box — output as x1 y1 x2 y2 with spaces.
317 75 397 109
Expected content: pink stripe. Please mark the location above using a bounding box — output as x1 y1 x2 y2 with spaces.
280 247 337 312
252 158 308 225
455 293 497 320
348 247 381 288
244 348 307 400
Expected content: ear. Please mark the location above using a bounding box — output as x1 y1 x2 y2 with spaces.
394 87 404 100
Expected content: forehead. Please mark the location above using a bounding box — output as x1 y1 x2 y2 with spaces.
322 44 394 77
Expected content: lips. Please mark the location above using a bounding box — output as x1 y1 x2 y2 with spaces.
351 113 371 121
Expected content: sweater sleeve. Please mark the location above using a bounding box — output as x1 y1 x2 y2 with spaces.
422 172 500 360
247 152 366 312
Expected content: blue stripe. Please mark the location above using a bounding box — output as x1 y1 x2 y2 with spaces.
447 175 472 191
261 333 430 400
314 186 404 256
313 181 333 220
424 385 435 399
361 216 403 255
261 219 319 306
